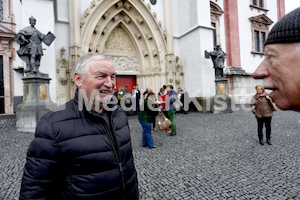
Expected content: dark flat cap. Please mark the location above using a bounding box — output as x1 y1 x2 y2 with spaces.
265 7 300 46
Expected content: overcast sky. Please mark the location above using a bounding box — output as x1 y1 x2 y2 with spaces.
285 0 300 13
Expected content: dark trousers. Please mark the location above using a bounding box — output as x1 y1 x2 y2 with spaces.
152 115 156 129
257 117 272 141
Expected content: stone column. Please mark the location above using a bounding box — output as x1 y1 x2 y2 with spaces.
165 0 175 84
69 0 81 99
3 43 14 114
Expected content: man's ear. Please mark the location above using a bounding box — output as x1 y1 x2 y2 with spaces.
74 72 83 88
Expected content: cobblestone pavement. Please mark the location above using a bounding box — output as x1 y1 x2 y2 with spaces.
1 108 300 199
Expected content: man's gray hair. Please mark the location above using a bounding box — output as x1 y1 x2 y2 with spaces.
74 53 111 78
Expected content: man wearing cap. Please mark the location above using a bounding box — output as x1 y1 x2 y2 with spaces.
253 7 300 112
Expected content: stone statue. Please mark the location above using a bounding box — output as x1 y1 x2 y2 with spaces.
208 45 226 79
15 16 55 77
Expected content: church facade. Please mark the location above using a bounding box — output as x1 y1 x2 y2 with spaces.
0 0 286 113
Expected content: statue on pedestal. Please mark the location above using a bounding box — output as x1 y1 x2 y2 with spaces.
15 16 56 133
15 16 55 77
207 45 226 79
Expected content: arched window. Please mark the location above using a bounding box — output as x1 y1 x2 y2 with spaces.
210 1 224 47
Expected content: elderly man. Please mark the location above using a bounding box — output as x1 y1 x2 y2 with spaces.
19 53 139 199
253 7 300 112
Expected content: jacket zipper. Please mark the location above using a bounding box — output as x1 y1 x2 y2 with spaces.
98 112 126 200
110 112 126 200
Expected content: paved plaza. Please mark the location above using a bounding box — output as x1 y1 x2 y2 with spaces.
1 107 300 199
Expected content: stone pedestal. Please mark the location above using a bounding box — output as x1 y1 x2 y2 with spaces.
16 76 56 133
213 78 232 113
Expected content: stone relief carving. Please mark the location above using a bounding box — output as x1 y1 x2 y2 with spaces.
147 3 151 10
146 33 153 40
84 9 90 18
56 47 69 85
90 0 96 9
135 32 142 39
94 25 100 33
103 12 109 19
175 56 184 84
124 2 132 10
152 49 158 57
143 50 149 57
102 27 107 35
113 15 120 22
106 55 139 73
116 2 123 8
137 17 144 24
158 21 162 28
104 26 136 54
124 16 131 24
80 19 85 28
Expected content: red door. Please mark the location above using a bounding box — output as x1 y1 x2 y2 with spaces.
116 75 136 94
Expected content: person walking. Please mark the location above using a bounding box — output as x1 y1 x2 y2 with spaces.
19 53 139 200
132 85 141 113
124 89 132 115
159 87 168 118
138 91 158 149
251 85 275 145
117 87 124 105
181 88 189 114
166 85 177 136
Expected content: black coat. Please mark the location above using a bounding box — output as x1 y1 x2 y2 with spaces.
19 90 139 200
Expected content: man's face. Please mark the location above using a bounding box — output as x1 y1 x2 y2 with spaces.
29 19 36 27
166 86 171 92
253 43 300 111
75 59 116 104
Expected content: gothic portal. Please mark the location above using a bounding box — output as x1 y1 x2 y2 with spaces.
56 0 184 105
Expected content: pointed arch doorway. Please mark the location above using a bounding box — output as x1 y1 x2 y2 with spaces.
102 24 139 94
78 0 171 93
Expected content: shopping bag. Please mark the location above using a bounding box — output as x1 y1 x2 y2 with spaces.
157 112 172 131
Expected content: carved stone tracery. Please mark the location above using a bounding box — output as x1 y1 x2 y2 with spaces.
106 55 139 73
104 26 136 54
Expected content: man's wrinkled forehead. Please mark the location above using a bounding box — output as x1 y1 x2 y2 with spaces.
90 59 115 70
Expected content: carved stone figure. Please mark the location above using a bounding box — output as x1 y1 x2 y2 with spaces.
209 45 226 79
15 16 55 77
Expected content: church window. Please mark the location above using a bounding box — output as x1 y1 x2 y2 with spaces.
250 0 268 12
249 14 273 55
211 22 217 46
210 2 224 48
254 30 266 52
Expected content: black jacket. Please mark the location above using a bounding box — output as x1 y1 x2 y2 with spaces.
19 90 139 200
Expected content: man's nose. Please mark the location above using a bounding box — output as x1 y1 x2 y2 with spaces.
253 60 269 79
103 77 115 88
